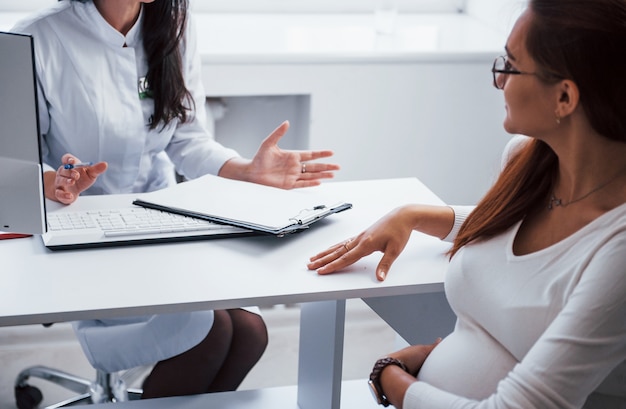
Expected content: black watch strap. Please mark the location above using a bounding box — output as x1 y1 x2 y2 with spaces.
368 357 409 406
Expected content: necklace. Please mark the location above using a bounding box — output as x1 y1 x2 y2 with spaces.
548 167 626 210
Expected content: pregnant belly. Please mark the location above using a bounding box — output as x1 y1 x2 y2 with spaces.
417 323 518 400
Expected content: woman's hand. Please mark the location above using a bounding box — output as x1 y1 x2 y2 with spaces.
219 121 340 189
307 206 417 281
388 339 442 376
378 339 442 409
307 205 455 281
44 154 108 204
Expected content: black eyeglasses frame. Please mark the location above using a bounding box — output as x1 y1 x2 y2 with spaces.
491 55 565 90
491 55 538 89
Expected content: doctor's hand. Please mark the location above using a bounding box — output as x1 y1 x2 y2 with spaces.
44 154 108 204
219 121 340 189
307 206 416 281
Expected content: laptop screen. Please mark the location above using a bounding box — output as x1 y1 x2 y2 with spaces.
0 31 47 235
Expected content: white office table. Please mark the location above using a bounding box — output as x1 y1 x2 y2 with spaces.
0 178 456 409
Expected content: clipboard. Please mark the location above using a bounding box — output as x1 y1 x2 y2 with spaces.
132 174 352 237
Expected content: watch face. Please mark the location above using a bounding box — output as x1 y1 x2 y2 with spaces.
368 379 383 405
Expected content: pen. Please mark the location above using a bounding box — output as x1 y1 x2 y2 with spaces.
64 162 93 170
0 232 32 240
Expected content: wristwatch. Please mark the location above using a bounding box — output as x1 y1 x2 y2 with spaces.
368 357 409 407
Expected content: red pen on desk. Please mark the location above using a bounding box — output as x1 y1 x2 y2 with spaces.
0 233 32 240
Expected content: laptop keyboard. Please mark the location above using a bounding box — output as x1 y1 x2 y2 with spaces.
47 207 224 238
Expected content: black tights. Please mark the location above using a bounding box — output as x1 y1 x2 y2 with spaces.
141 309 268 399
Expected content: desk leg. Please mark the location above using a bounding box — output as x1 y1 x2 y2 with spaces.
297 300 346 409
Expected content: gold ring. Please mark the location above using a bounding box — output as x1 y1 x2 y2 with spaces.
342 240 351 252
301 163 307 173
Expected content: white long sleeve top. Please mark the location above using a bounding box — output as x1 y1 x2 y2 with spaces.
406 141 626 408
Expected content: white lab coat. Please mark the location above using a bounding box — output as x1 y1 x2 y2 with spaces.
17 0 239 195
13 1 245 372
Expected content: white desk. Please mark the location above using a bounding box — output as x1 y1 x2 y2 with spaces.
0 178 456 408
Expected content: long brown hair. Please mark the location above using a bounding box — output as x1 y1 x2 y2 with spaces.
449 139 557 256
142 0 194 130
448 0 626 258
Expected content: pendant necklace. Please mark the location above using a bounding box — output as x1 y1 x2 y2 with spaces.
548 167 626 210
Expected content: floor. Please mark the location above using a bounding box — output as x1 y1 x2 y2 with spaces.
0 299 399 408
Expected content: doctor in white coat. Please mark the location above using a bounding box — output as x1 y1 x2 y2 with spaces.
13 0 340 399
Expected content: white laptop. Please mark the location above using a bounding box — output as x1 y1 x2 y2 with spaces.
1 31 350 251
41 192 255 250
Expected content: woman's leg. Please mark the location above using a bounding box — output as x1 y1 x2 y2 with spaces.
141 310 233 398
206 309 268 393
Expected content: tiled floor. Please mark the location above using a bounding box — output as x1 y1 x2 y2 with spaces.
0 299 398 408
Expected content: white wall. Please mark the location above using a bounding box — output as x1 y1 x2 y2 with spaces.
203 59 510 206
466 0 526 35
197 10 511 205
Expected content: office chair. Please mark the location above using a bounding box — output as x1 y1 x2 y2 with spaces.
13 319 150 409
14 355 144 409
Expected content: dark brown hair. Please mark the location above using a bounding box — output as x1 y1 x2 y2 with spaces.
70 0 194 129
142 0 194 130
448 0 626 258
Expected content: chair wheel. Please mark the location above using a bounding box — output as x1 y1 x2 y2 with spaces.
15 384 43 409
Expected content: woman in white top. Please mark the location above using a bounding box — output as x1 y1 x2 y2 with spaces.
308 0 626 408
13 0 339 399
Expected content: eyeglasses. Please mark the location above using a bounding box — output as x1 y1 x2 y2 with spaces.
491 55 537 89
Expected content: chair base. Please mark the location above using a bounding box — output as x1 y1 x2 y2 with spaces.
15 365 143 408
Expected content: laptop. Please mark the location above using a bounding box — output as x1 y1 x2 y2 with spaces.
0 31 47 236
41 191 257 250
1 31 350 251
